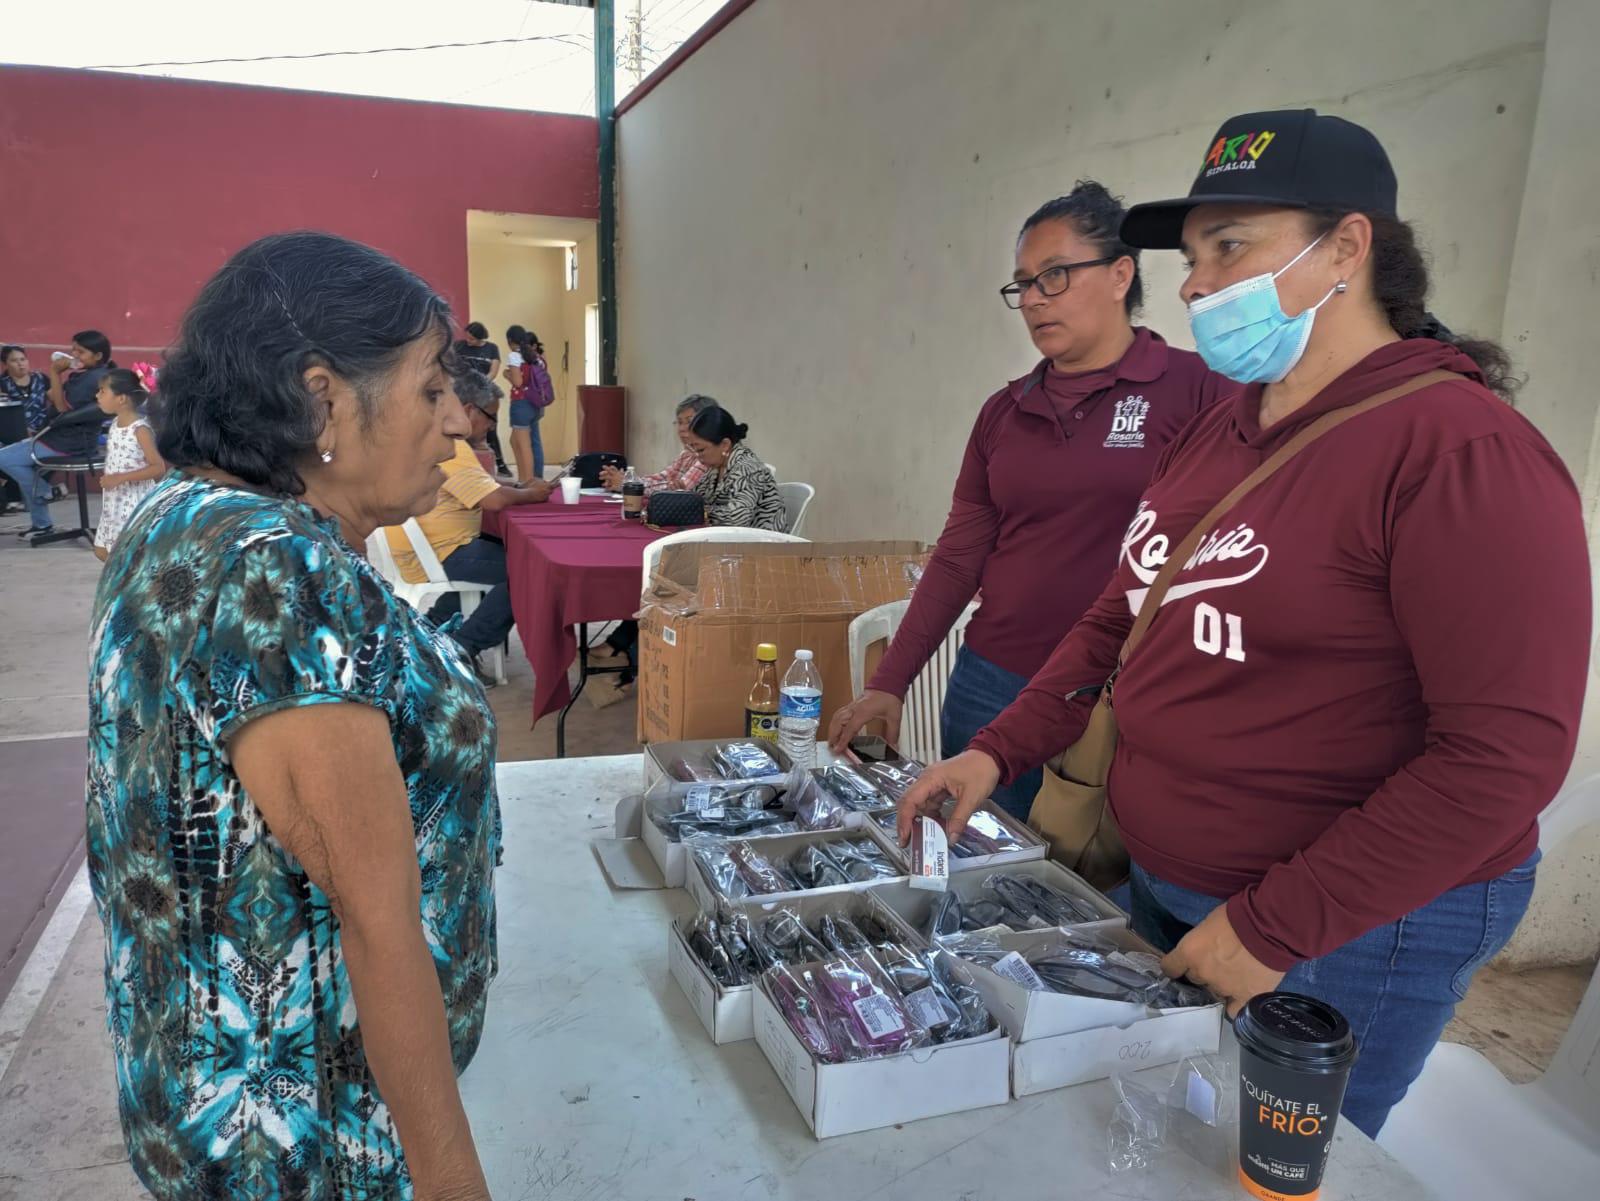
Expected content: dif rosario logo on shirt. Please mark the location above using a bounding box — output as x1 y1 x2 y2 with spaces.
1120 501 1268 664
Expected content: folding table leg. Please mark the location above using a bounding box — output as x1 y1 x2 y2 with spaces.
555 622 592 758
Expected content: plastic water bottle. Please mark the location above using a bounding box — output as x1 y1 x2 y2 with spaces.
778 649 823 770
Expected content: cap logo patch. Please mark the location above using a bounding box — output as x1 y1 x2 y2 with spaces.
1203 130 1276 177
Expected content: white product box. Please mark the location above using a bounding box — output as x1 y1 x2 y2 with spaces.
667 887 925 1045
1009 1003 1222 1097
950 923 1223 1097
643 738 794 790
640 777 866 889
667 916 755 1044
751 966 1012 1138
875 857 1126 937
684 824 909 912
859 801 1047 874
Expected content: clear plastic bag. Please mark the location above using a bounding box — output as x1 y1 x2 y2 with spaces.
712 740 783 780
686 835 749 899
924 948 995 1042
811 956 927 1059
763 962 839 1061
755 907 831 966
817 764 893 812
827 836 899 882
858 759 924 802
789 843 850 890
718 910 762 983
652 782 792 840
984 871 1105 927
668 755 721 783
788 768 849 831
1106 1052 1235 1177
685 912 743 987
953 808 1028 857
730 838 797 895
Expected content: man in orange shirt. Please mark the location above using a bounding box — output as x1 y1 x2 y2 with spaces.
386 371 552 681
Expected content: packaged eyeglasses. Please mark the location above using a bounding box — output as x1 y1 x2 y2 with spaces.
815 764 894 812
943 927 1210 1009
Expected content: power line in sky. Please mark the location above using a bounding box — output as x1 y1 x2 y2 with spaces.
78 34 592 72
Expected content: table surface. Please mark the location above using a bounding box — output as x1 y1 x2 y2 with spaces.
493 497 665 721
465 755 1422 1201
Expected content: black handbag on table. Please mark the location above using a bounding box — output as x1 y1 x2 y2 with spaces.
566 451 627 488
646 490 705 528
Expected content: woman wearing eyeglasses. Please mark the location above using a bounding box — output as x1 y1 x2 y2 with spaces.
830 180 1232 819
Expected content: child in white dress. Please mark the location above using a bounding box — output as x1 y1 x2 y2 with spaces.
93 366 166 561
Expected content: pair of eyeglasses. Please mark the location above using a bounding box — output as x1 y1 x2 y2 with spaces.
999 257 1117 309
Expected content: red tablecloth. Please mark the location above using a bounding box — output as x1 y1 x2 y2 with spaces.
494 496 665 722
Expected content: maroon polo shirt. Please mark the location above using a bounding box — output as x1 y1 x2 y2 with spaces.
870 327 1231 695
968 339 1590 970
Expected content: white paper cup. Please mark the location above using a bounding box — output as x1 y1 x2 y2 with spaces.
560 476 582 504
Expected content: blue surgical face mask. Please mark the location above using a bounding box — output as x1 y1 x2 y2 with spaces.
1186 234 1344 384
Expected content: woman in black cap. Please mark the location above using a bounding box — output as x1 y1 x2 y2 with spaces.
899 109 1589 1135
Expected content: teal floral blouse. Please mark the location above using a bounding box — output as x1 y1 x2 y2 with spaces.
86 474 500 1201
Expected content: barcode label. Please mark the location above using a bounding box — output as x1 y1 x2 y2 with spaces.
852 993 906 1038
662 626 677 647
684 786 717 814
991 951 1047 991
904 986 954 1029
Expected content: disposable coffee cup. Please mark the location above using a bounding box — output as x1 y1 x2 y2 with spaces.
559 476 582 504
1235 992 1357 1200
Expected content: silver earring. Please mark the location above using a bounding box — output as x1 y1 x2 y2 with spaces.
320 449 334 463
1334 280 1348 293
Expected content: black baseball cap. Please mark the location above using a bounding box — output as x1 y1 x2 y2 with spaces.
1120 109 1398 250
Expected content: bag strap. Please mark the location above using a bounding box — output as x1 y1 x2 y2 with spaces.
1118 369 1460 667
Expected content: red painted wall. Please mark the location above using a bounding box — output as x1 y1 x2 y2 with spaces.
0 66 598 356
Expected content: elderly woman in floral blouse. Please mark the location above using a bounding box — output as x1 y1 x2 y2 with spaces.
598 392 716 494
87 231 497 1201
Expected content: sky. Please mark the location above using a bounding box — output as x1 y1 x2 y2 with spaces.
2 0 728 115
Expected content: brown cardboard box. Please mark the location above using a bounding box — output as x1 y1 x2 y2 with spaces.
637 540 927 743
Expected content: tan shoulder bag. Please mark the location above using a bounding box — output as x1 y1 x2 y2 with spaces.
1027 370 1459 890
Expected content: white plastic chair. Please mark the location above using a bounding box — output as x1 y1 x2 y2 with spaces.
847 599 977 764
367 520 506 684
777 481 815 537
1376 778 1600 1199
641 526 808 587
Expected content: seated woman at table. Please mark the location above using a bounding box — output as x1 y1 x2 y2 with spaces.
89 231 499 1200
687 404 787 531
386 367 553 684
598 393 716 494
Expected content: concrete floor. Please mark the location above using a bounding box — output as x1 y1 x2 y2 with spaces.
0 490 1591 1198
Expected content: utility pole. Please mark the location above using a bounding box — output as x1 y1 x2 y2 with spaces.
596 0 618 387
623 0 645 87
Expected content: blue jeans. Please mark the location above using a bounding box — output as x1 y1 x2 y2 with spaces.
940 645 1043 820
1129 853 1539 1138
508 402 544 478
0 436 58 527
428 537 514 656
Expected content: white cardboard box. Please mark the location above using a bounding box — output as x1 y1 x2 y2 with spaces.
667 917 755 1044
1009 1003 1222 1097
684 824 909 912
751 968 1012 1138
668 887 926 1045
642 777 865 889
875 858 1126 937
958 924 1216 1041
643 738 794 790
862 801 1047 873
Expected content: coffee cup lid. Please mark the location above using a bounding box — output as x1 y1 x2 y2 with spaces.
1235 991 1357 1072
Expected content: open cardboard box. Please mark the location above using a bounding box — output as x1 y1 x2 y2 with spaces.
875 857 1126 940
640 775 867 889
752 949 1011 1138
667 884 924 1045
860 800 1048 874
642 738 795 791
684 823 910 912
949 923 1223 1098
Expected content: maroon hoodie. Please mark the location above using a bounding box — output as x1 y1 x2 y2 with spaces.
870 328 1230 695
968 340 1590 970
